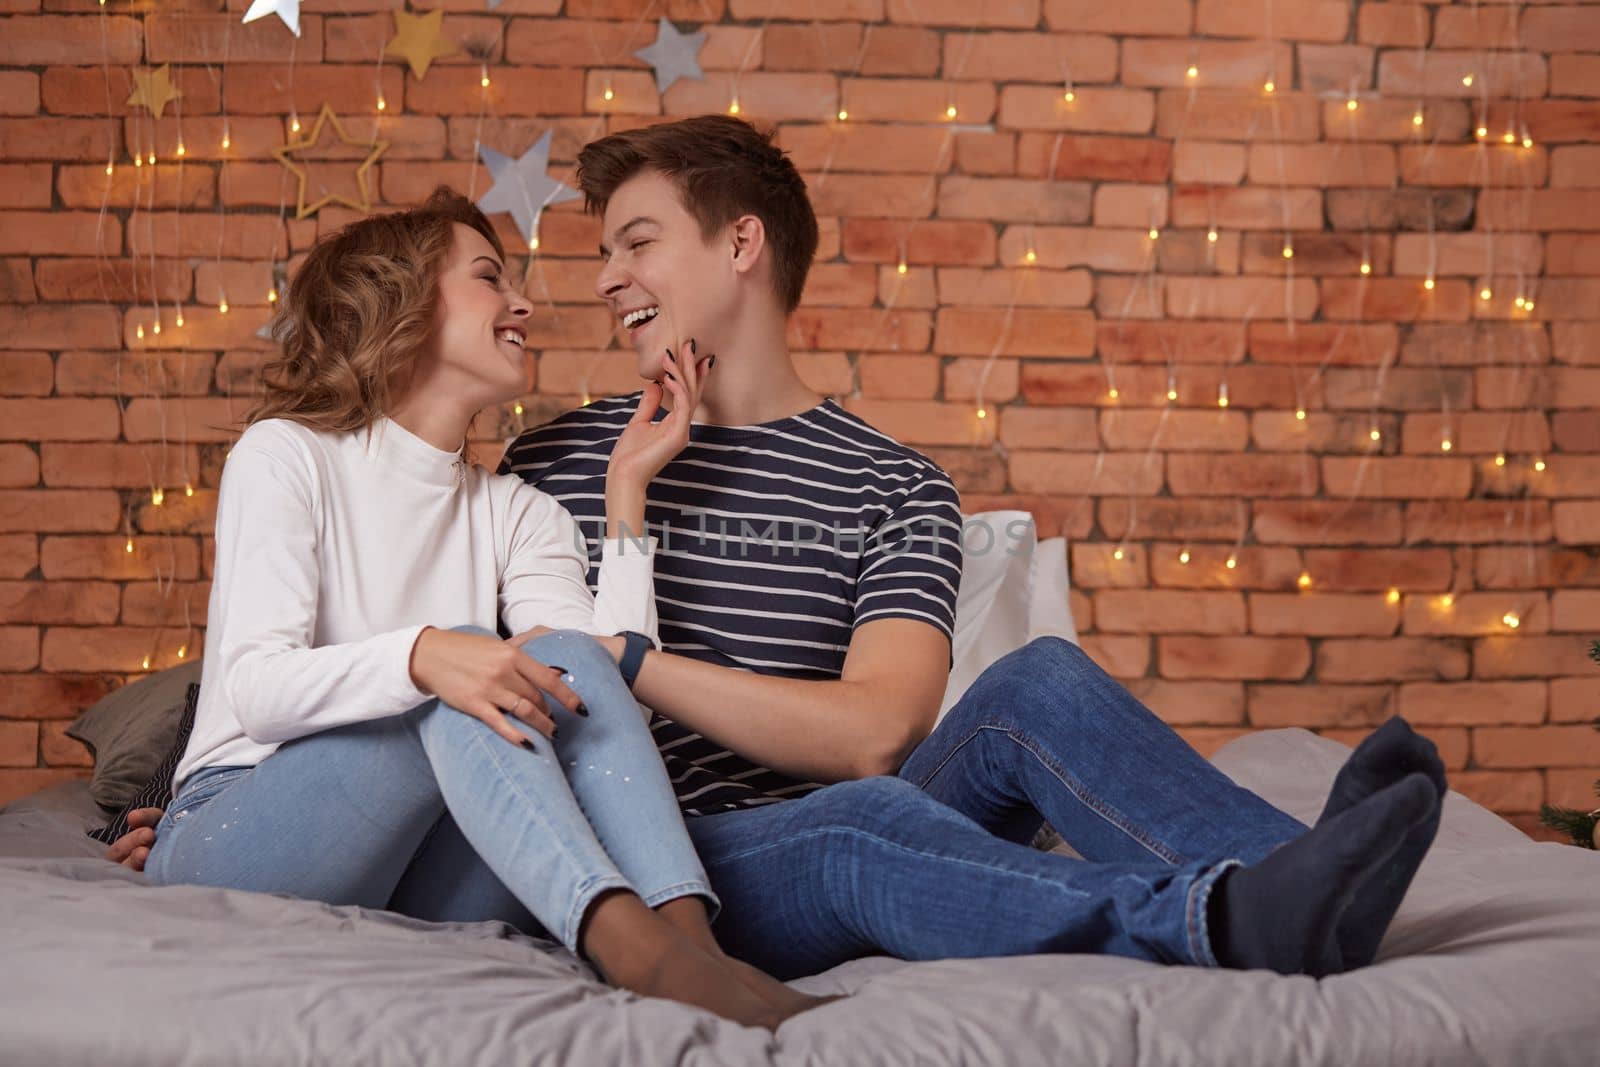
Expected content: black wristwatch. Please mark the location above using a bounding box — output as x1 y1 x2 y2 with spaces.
616 630 655 690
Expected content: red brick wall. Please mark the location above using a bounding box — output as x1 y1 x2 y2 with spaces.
2 0 1598 835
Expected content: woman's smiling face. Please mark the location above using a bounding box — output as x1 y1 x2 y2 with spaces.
593 170 743 381
426 223 534 407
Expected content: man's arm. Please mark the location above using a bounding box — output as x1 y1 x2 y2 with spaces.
628 617 951 783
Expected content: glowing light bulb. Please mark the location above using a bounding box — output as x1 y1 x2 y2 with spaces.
1179 549 1191 565
838 108 848 120
1217 384 1229 408
146 151 155 165
176 143 186 157
1346 97 1358 111
291 116 301 134
729 99 741 115
142 656 151 671
221 133 231 149
1480 287 1493 301
1502 611 1521 629
177 644 188 659
1108 387 1120 400
1063 90 1075 103
1515 296 1526 309
1441 438 1453 452
1424 277 1435 291
1413 111 1424 127
1476 125 1488 139
134 154 142 168
1024 248 1037 264
151 321 161 336
581 394 592 407
603 88 614 102
976 407 988 420
1386 588 1401 605
1112 547 1125 561
1503 130 1516 144
1225 556 1238 570
135 323 144 340
1370 427 1382 442
1186 65 1198 79
945 104 957 119
513 402 524 416
1282 243 1294 259
184 484 193 497
125 538 134 554
267 287 278 303
1360 262 1372 275
1149 227 1160 240
219 299 229 314
377 95 387 111
175 312 184 327
1207 229 1218 243
1297 571 1312 589
1441 593 1455 608
1264 79 1276 94
896 260 908 275
1495 454 1506 467
529 235 539 251
480 70 491 89
1525 300 1535 312
1296 408 1307 421
1522 135 1533 149
151 487 164 507
105 161 114 176
1168 388 1179 402
1534 458 1546 472
1463 74 1474 87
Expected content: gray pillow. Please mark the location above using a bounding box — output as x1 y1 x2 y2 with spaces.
64 660 204 810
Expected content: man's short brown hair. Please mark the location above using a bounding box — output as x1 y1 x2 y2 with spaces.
576 115 819 313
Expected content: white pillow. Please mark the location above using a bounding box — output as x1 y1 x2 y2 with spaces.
938 511 1078 720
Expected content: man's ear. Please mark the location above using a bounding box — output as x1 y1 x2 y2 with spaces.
729 214 766 276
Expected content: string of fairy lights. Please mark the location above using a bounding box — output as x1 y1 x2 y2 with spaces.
72 0 1556 672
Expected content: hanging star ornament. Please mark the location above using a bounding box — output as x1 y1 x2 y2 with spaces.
241 0 300 37
272 104 388 219
127 65 183 120
385 8 457 81
475 131 580 247
634 17 707 95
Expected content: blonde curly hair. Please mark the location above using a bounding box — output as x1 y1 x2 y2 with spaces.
249 187 506 433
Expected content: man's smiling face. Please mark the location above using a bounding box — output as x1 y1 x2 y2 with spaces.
593 169 741 383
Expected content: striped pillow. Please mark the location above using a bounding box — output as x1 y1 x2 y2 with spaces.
86 683 199 846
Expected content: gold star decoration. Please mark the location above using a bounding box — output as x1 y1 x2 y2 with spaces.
271 104 388 219
385 8 457 81
127 65 183 120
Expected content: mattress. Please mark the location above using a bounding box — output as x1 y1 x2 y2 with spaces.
1 728 1596 1066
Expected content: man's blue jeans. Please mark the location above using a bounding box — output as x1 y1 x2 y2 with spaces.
684 637 1311 979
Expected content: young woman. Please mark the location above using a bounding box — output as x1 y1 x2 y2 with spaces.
142 189 831 1029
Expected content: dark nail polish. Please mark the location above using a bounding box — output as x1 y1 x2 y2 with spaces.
688 338 697 353
664 370 676 381
709 355 717 369
521 738 538 753
550 725 560 739
547 664 569 675
576 704 590 718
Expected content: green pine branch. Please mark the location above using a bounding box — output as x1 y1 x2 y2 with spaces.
1539 804 1597 849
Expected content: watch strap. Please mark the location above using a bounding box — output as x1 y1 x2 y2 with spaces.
616 630 653 690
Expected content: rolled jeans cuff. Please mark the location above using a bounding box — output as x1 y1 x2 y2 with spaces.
640 879 722 925
1185 857 1242 968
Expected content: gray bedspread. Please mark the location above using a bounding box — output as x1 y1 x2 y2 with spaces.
2 728 1596 1066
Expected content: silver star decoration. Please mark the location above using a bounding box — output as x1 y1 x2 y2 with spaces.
241 0 301 37
634 17 707 95
475 131 580 247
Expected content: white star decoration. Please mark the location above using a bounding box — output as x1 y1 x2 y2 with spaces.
241 0 300 37
475 131 580 248
634 17 707 95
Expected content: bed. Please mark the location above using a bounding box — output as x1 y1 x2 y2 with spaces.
3 726 1597 1066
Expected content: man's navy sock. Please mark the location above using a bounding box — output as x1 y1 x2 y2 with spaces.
1317 717 1448 968
1209 772 1438 977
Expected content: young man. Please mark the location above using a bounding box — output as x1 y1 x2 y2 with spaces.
112 116 1446 981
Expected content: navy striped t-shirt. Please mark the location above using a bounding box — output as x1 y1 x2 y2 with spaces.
498 393 964 815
